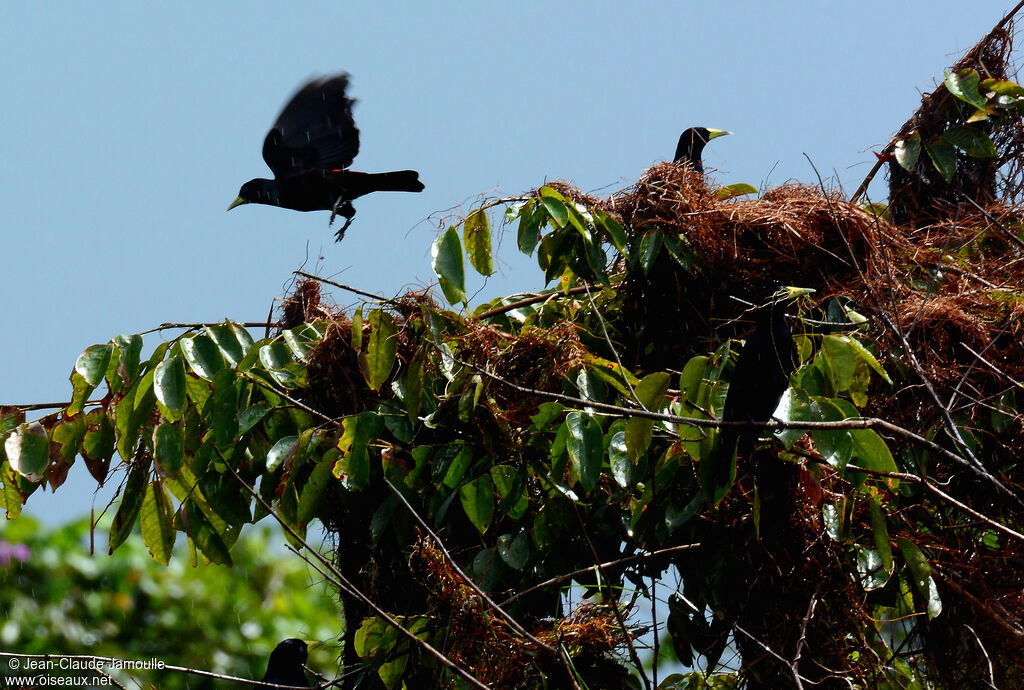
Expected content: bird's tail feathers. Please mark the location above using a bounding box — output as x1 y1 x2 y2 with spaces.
360 170 425 193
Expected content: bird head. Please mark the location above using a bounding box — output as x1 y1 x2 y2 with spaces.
228 179 278 210
674 127 731 171
268 638 308 667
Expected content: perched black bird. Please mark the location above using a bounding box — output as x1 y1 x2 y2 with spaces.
625 127 731 371
673 127 730 173
702 287 812 502
229 74 424 241
256 638 310 689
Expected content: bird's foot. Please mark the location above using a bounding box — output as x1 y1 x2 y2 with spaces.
333 216 353 242
329 199 356 241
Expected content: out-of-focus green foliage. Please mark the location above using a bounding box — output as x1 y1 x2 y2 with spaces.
0 515 341 688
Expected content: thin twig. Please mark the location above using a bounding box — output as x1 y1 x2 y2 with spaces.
8 399 104 412
964 194 1024 252
844 462 1024 543
138 321 274 336
790 589 819 690
963 624 998 689
476 285 593 320
295 270 389 302
500 543 699 606
961 342 1024 390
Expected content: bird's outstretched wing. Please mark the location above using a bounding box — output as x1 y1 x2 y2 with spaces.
262 74 360 177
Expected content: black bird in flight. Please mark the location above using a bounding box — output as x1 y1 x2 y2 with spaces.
674 127 730 173
703 287 813 502
229 74 424 241
255 638 310 689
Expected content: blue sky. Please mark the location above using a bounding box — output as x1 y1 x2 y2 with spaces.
2 2 1015 522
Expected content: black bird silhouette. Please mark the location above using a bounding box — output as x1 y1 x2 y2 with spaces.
673 127 730 173
702 287 812 503
255 638 310 689
626 127 731 371
229 74 424 241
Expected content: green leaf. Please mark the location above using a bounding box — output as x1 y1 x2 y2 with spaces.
442 445 474 488
463 208 494 276
564 203 593 242
282 323 322 361
851 429 898 477
153 421 184 474
808 399 853 469
516 199 543 255
359 309 398 391
941 125 998 159
856 545 888 591
68 371 96 416
259 342 302 388
113 334 144 383
491 465 528 520
75 344 114 387
4 422 49 482
459 474 494 535
637 231 663 274
625 372 671 463
497 532 530 570
821 335 857 391
566 411 603 493
140 480 175 565
841 336 892 384
714 182 758 201
205 323 246 366
944 68 987 110
1 461 25 519
258 341 292 369
351 306 364 351
109 456 149 553
538 186 569 227
925 140 957 183
238 402 273 435
181 335 225 379
52 416 86 463
869 494 894 573
266 435 299 472
81 410 115 480
297 457 335 527
182 501 234 566
592 207 627 253
333 412 384 491
980 77 1024 98
210 369 239 450
431 226 466 305
899 538 942 619
154 356 187 412
894 130 921 170
608 430 634 489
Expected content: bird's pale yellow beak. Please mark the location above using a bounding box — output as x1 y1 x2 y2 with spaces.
227 196 246 211
707 129 731 140
779 286 816 300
